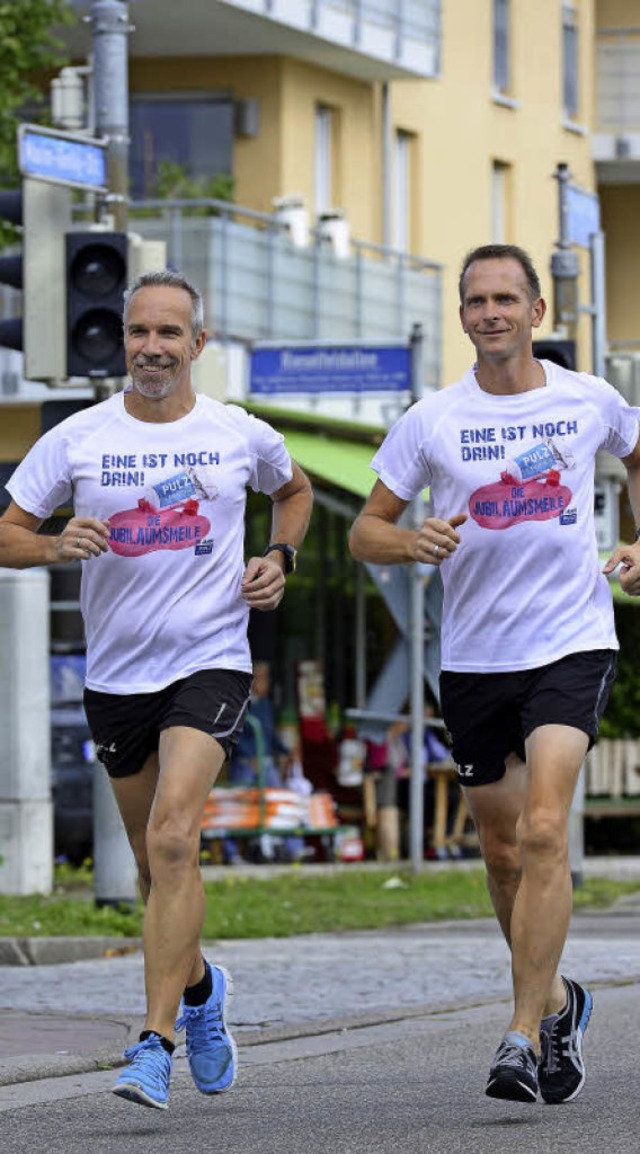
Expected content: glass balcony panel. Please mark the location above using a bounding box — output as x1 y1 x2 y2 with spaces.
127 201 442 379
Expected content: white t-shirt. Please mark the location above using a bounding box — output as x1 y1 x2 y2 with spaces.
371 361 640 673
7 392 293 693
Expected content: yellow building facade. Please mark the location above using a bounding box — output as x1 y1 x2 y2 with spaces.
594 0 640 355
127 1 599 384
3 1 637 459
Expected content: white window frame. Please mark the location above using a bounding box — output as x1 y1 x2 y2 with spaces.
393 130 412 253
493 0 510 95
562 3 579 121
491 161 509 243
315 105 333 217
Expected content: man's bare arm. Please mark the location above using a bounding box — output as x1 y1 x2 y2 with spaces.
349 479 467 567
241 461 314 610
0 501 110 568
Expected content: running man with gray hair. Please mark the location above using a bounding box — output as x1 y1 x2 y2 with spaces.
349 243 640 1105
0 269 313 1110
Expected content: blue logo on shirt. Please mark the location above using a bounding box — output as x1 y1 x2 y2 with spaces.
559 507 577 526
195 537 214 555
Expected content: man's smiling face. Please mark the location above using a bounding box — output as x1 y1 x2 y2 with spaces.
459 257 545 365
125 284 204 400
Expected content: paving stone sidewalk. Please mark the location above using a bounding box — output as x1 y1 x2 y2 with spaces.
1 857 639 1087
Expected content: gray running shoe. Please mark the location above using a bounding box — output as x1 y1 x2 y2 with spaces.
486 1031 538 1103
539 976 593 1105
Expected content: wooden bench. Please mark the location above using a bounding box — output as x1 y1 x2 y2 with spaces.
584 797 640 819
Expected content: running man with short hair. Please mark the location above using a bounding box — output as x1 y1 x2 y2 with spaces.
349 243 640 1104
0 269 313 1110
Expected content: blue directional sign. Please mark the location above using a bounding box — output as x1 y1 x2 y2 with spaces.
18 124 108 192
566 184 601 248
250 343 412 394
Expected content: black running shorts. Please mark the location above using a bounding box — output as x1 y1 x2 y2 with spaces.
439 649 617 788
84 668 253 778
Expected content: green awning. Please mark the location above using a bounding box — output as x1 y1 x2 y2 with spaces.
284 429 377 499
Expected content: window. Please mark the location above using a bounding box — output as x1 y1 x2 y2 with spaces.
315 105 335 217
491 161 511 243
129 95 234 200
393 130 413 252
562 3 579 121
493 0 510 94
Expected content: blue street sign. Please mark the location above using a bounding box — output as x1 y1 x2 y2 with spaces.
566 184 601 249
250 343 412 394
18 124 108 192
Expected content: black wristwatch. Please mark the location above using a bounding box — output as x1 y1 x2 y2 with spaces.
263 543 297 573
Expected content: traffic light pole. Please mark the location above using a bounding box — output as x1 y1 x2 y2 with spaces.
89 0 132 233
553 164 586 888
408 324 425 874
88 0 137 908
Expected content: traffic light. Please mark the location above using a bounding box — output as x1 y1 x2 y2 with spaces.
532 338 576 370
65 230 127 378
0 190 23 353
0 179 70 380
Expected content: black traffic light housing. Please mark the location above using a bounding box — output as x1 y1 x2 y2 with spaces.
66 231 127 378
532 338 576 370
0 190 23 349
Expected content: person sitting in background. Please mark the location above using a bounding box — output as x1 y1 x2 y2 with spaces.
386 705 455 857
224 662 299 863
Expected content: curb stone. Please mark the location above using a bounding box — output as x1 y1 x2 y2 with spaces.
0 938 141 967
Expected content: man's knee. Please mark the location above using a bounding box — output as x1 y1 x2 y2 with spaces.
482 837 521 888
147 817 201 872
517 810 568 861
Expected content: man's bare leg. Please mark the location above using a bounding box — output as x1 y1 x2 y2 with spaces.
111 726 224 1042
508 724 587 1046
463 756 566 1033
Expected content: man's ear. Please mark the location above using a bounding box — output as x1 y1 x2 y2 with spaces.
191 330 207 359
531 297 547 329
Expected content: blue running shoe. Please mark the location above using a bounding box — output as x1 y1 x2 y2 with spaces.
113 1035 171 1110
539 976 593 1104
176 963 237 1094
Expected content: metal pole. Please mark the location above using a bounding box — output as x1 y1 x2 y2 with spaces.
90 0 132 231
551 163 580 340
408 324 425 872
408 515 424 871
355 561 366 709
590 231 607 378
89 0 137 906
569 764 585 889
382 83 392 251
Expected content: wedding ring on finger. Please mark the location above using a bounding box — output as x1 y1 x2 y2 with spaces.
433 544 440 558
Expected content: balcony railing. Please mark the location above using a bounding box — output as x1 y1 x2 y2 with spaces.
261 0 439 43
67 0 441 81
596 27 640 133
127 199 443 388
0 199 442 392
224 0 441 76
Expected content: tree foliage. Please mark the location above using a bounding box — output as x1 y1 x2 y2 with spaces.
600 603 640 738
154 160 235 206
0 0 74 183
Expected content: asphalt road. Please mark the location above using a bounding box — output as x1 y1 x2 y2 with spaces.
1 897 639 1154
0 982 638 1154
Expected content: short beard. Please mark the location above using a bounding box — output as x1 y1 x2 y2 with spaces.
131 363 176 399
133 376 175 400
